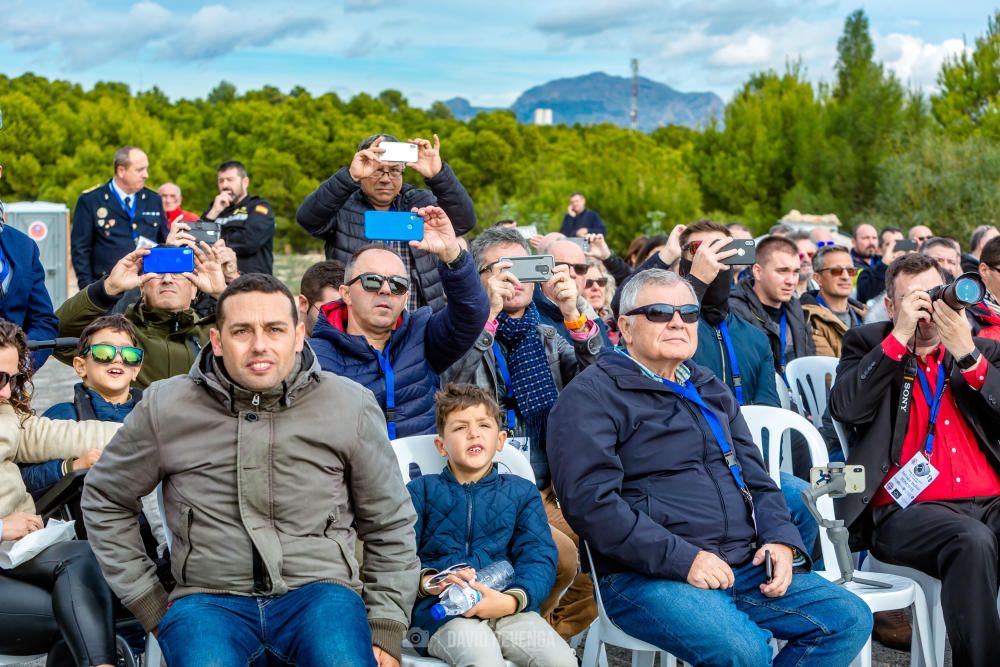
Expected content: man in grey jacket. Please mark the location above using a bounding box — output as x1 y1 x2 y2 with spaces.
82 274 418 667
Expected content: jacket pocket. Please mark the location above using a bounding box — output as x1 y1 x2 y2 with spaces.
177 504 194 584
330 533 360 582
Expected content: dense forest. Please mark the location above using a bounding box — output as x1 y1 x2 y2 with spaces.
0 10 998 254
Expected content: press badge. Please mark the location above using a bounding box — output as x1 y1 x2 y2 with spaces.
506 437 530 461
135 235 157 249
884 452 939 509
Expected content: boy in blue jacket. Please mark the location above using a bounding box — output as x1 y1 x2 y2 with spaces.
407 384 577 666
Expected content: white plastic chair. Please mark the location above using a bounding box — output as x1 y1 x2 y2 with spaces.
391 434 532 667
775 372 792 411
785 356 839 422
740 406 934 667
581 543 676 667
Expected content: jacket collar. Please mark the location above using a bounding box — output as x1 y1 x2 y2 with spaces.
131 299 204 332
599 349 713 392
312 299 408 356
189 341 322 413
440 462 500 487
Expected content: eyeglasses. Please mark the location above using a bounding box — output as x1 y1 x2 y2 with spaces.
798 251 815 260
0 371 22 389
85 344 144 367
585 277 608 288
625 303 700 324
555 261 589 276
815 241 836 247
367 167 405 180
816 266 858 277
914 236 932 242
346 272 411 295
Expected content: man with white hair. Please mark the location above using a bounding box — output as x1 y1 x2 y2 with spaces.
547 269 872 665
158 182 199 230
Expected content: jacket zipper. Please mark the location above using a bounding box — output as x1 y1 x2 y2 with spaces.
464 484 474 556
252 393 260 408
715 328 728 385
680 400 730 550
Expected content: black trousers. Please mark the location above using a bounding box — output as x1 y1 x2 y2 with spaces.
0 540 115 665
872 496 1000 667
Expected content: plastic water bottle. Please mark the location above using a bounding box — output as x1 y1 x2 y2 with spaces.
430 560 515 620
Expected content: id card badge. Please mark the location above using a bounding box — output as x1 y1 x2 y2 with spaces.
506 437 531 462
135 235 157 249
884 452 939 509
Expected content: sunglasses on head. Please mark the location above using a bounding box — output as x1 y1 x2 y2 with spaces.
626 303 700 324
0 371 22 389
346 272 411 295
585 277 608 288
555 261 589 276
85 344 144 367
817 266 858 277
815 241 836 247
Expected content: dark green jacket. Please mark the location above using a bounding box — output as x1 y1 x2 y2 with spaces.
55 281 213 389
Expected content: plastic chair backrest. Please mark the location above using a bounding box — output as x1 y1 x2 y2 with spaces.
739 405 836 567
391 434 536 485
775 372 792 411
785 356 838 420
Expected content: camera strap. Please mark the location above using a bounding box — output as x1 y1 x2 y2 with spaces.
891 357 917 466
718 320 744 405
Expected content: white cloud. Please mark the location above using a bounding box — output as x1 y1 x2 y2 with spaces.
163 5 325 61
878 33 970 90
709 34 774 67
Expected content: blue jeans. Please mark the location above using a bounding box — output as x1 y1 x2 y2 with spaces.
780 473 818 559
599 561 872 667
158 582 376 667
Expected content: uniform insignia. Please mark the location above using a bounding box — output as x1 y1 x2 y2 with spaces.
97 207 108 218
108 218 116 227
97 219 105 228
104 193 110 200
255 204 269 215
82 183 101 194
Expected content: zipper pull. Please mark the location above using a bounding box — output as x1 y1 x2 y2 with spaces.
252 393 260 408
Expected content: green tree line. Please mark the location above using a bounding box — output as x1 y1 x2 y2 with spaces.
0 9 998 255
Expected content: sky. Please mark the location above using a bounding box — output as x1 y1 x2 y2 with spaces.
1 0 995 108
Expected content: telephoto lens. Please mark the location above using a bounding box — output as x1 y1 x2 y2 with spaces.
926 272 986 309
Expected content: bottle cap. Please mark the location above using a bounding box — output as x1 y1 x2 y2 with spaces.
430 603 447 621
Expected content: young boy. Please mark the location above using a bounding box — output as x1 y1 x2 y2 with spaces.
407 384 577 666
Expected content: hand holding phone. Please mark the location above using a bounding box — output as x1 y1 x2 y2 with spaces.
502 255 555 283
364 211 424 242
378 141 419 163
764 549 773 584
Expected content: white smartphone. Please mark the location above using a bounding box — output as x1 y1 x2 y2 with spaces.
516 225 538 239
378 141 418 163
810 465 865 493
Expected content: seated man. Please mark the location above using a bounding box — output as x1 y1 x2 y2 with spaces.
857 226 905 305
548 268 872 666
407 384 576 666
297 259 345 336
533 238 612 347
801 245 868 357
309 205 489 438
56 244 225 388
82 274 419 667
442 226 602 638
830 253 1000 666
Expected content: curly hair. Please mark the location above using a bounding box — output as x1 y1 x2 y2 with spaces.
0 320 34 419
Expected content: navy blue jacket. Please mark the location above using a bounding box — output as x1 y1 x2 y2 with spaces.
71 182 167 289
308 251 489 437
408 464 557 641
694 313 780 409
0 225 59 369
22 384 140 495
547 354 806 582
559 209 607 237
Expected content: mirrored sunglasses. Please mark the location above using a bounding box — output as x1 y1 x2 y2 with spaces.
85 344 144 367
346 272 411 295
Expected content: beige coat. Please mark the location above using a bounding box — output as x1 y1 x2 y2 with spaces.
0 402 120 518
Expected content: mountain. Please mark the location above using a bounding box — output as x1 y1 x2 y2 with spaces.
443 72 724 131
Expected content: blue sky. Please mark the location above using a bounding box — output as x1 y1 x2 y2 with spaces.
1 0 996 107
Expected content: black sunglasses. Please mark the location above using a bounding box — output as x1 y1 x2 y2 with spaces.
555 261 589 276
625 303 701 324
585 277 608 288
346 272 411 295
0 371 22 389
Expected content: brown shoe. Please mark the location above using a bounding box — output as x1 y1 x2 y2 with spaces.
873 610 912 651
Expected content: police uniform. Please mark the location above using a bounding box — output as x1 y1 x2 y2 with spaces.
202 194 275 275
71 181 167 289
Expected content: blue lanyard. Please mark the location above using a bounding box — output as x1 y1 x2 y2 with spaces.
915 360 947 456
109 182 139 240
815 294 859 327
0 245 11 291
778 310 788 375
374 347 397 439
717 320 743 405
492 342 517 431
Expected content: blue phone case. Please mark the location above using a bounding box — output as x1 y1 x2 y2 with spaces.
364 211 424 242
143 247 195 274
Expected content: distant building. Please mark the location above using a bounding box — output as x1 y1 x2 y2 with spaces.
532 108 553 126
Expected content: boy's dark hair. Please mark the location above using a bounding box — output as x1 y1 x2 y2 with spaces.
299 260 345 303
679 219 730 248
435 384 503 436
78 315 139 356
885 253 947 301
756 235 800 267
217 160 247 178
217 274 297 327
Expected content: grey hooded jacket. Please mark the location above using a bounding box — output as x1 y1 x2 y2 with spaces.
81 343 419 660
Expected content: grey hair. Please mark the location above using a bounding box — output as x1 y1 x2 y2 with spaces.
113 146 139 171
920 237 960 259
159 182 181 197
970 225 997 253
812 244 851 273
618 269 698 321
469 227 530 269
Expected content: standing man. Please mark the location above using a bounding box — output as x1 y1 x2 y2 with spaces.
71 146 167 289
202 161 275 275
297 134 475 312
559 192 606 238
851 223 881 271
82 274 418 667
157 182 199 231
801 245 868 357
857 227 906 305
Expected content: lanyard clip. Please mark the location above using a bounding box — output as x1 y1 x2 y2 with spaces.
385 407 397 422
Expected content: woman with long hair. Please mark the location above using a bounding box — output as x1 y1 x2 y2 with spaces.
0 320 122 666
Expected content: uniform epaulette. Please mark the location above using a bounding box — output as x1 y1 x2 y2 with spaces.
81 183 102 194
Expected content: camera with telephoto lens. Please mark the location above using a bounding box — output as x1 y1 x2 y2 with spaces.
926 272 986 310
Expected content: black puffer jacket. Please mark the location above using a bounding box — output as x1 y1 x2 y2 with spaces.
729 278 815 375
295 164 476 311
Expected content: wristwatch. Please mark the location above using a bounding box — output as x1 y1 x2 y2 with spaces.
957 349 982 371
443 249 468 271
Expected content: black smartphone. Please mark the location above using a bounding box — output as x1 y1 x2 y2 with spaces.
720 239 756 266
188 221 221 246
894 239 917 252
764 549 774 584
